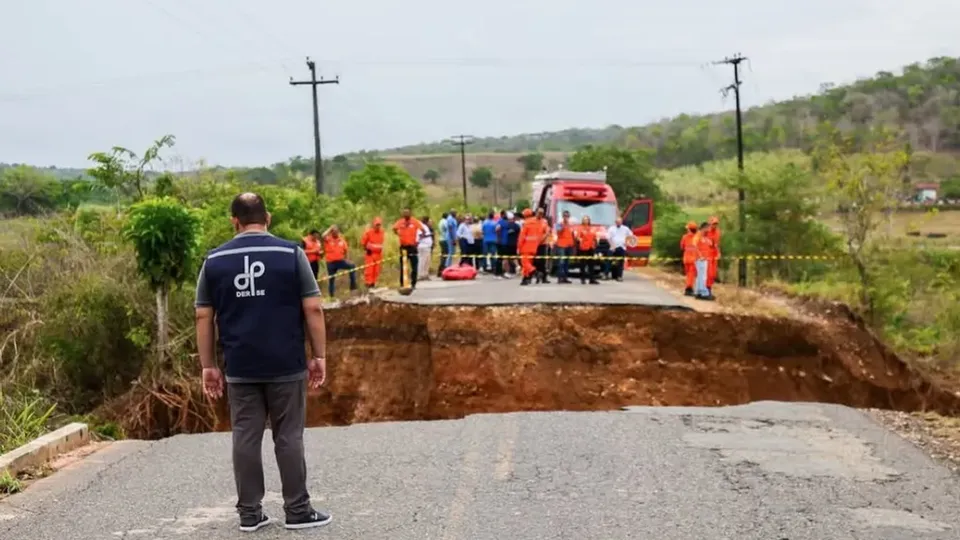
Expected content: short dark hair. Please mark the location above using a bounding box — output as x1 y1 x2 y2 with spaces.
441 212 448 218
309 229 320 235
700 222 709 229
230 193 268 225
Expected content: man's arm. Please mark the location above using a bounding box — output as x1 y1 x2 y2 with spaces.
194 261 217 369
295 248 325 357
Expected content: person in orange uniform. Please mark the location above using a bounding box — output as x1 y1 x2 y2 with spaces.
392 208 424 288
302 229 322 280
704 216 721 295
360 217 385 288
679 221 698 296
693 221 715 301
320 225 357 297
533 207 552 284
554 210 575 284
575 216 600 285
517 208 545 286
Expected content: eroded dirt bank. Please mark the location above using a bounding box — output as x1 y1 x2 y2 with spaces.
110 301 960 439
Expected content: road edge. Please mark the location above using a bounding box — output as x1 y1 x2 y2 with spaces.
0 423 89 477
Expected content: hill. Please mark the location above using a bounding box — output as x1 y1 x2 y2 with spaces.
382 56 960 170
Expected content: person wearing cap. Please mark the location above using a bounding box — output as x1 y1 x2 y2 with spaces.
704 216 721 294
517 208 547 285
360 217 385 288
679 221 698 296
393 208 424 288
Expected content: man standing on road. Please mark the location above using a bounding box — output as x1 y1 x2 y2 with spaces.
554 210 574 284
437 212 450 277
444 210 458 270
606 217 634 282
704 216 722 295
361 217 385 288
194 192 332 532
393 208 424 288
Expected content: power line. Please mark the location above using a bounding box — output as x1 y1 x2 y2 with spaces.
0 60 298 103
713 52 748 288
0 57 717 103
445 135 475 206
290 57 340 195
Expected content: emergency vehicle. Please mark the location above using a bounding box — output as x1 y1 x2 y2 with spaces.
530 167 654 266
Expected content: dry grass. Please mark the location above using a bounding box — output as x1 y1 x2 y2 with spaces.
822 209 960 247
869 410 960 474
633 265 798 320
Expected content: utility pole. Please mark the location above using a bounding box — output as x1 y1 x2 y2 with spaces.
290 57 339 195
714 53 748 287
446 135 474 206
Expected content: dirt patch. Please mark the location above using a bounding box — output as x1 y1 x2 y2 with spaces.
105 301 960 440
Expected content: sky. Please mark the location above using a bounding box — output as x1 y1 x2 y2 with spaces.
1 0 957 168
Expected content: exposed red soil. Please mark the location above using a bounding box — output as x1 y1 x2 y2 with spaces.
106 301 960 440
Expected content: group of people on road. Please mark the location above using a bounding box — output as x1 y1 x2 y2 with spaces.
435 207 636 286
300 208 433 295
299 204 647 295
680 216 721 301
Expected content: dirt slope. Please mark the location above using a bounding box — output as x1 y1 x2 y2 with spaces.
108 301 960 439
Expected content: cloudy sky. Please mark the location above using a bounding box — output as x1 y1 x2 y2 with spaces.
1 0 955 168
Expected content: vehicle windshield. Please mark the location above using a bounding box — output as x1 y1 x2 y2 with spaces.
556 200 618 226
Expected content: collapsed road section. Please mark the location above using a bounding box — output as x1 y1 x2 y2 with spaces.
111 300 960 439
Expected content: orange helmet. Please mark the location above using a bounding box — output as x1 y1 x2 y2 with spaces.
708 216 719 225
522 208 533 217
686 221 698 230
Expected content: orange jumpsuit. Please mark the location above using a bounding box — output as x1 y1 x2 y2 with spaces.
680 230 697 290
360 226 385 287
517 218 545 278
704 226 721 289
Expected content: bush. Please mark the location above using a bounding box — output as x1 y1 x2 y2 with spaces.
39 272 151 410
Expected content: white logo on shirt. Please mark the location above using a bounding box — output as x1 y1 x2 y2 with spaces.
234 255 266 297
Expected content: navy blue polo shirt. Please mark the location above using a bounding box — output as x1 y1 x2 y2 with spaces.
195 231 320 383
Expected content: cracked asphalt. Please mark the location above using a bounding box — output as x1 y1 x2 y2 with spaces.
1 402 958 539
381 271 690 309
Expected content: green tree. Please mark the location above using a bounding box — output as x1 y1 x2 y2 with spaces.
469 166 493 189
567 145 662 202
517 152 544 179
341 163 426 216
123 198 201 367
153 173 177 198
718 157 839 282
422 169 440 184
941 176 960 199
0 165 61 216
87 134 175 202
816 125 910 319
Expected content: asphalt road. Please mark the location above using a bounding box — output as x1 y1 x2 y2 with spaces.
381 271 689 309
1 402 957 540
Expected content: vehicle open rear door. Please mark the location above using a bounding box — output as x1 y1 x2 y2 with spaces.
622 199 654 266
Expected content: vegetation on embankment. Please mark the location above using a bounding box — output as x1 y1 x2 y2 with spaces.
3 54 960 447
383 56 960 165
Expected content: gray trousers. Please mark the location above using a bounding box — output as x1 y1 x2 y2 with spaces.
228 379 312 520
